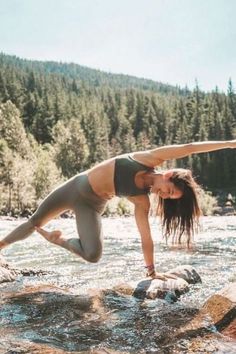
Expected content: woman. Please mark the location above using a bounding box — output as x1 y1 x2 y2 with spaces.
1 140 236 280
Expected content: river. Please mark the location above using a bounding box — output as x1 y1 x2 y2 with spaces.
0 216 236 353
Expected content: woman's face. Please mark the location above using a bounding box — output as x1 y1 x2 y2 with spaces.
151 175 183 200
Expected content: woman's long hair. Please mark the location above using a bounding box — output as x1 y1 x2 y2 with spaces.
156 169 201 246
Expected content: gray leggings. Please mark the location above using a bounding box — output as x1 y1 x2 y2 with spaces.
2 174 107 262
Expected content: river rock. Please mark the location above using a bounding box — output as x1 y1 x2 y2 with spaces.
0 340 69 354
167 264 202 284
113 265 201 301
0 255 18 283
0 254 49 284
178 282 236 340
203 282 236 338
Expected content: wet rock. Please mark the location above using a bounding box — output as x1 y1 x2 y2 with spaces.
0 255 18 283
0 283 116 354
179 334 236 354
203 282 236 338
0 266 17 283
214 206 235 216
178 282 236 340
113 265 201 301
90 348 128 354
0 339 127 354
0 255 49 284
0 340 70 353
167 264 202 284
222 318 236 339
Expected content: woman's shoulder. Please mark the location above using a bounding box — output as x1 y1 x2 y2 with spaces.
129 151 162 168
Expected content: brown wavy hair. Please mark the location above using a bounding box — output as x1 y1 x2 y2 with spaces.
156 169 201 246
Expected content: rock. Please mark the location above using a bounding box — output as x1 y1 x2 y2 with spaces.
113 265 201 301
214 206 235 216
178 282 236 340
0 340 69 353
0 255 18 283
0 266 17 283
167 264 202 284
0 254 9 267
203 282 236 338
0 255 49 284
146 277 189 299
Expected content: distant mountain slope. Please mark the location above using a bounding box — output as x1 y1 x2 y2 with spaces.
0 53 188 95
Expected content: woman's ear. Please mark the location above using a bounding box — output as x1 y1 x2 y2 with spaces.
163 170 174 180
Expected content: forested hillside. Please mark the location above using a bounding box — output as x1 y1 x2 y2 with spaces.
0 53 236 215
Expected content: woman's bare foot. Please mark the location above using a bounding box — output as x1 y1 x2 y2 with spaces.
35 227 65 247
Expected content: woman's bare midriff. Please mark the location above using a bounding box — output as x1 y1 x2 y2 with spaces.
87 157 117 199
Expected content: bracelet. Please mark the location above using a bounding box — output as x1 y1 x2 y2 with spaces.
144 264 155 277
145 264 155 270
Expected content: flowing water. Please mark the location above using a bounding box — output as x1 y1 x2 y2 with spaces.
0 216 236 353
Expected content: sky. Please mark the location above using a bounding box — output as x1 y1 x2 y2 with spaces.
0 0 236 92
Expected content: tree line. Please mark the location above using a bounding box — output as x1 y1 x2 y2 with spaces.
0 53 235 215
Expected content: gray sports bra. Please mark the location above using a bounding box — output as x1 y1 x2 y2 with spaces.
114 155 154 196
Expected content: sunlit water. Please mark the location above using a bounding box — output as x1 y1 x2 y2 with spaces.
0 216 236 353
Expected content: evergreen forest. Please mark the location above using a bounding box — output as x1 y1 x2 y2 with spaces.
0 53 236 215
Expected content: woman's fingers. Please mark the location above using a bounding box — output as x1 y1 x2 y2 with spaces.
164 273 178 279
229 139 236 148
152 272 168 280
152 272 178 281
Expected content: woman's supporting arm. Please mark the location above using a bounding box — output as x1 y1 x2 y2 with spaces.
147 140 236 165
128 196 154 268
134 204 154 269
133 203 177 280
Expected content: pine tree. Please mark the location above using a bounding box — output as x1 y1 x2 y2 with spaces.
52 119 89 177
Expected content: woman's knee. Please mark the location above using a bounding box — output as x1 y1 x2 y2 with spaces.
84 248 102 263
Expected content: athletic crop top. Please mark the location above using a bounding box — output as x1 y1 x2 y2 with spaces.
114 155 154 197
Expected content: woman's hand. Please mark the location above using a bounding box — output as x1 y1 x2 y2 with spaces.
148 271 177 281
229 139 236 148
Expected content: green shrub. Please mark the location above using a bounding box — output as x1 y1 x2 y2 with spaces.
198 189 218 216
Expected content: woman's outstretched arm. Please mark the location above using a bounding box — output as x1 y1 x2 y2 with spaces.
147 139 236 165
